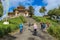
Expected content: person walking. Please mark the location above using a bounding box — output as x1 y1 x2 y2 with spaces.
46 22 50 27
42 23 46 32
28 22 31 27
40 22 43 30
33 23 38 36
19 23 23 33
46 22 50 30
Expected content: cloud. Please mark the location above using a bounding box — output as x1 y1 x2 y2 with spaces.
1 0 10 15
9 0 44 16
33 5 43 16
32 0 60 16
9 0 34 7
2 0 60 17
43 0 60 10
9 0 34 12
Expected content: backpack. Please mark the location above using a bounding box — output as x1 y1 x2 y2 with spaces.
19 24 23 29
42 23 46 29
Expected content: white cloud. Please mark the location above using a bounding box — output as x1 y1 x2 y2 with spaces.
9 0 34 7
1 0 10 15
43 0 60 10
2 0 60 17
33 5 43 16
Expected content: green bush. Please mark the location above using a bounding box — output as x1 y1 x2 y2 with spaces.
0 3 3 17
0 26 4 37
0 16 26 37
33 16 60 40
48 26 60 40
19 16 27 23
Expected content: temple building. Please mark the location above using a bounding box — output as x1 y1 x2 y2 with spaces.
8 6 29 18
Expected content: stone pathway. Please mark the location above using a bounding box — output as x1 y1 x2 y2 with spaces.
0 17 56 40
14 17 56 40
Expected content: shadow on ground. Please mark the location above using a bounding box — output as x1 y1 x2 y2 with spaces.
28 37 35 40
28 29 33 33
28 28 54 40
0 34 16 40
37 31 54 40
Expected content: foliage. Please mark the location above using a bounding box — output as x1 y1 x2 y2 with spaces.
48 7 60 16
0 2 3 17
0 16 26 37
48 26 60 40
29 6 34 17
47 7 60 22
32 16 60 40
19 16 27 23
39 6 46 15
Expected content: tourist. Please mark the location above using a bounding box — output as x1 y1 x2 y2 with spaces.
19 23 23 33
40 22 43 30
46 22 50 30
46 22 50 27
42 23 46 31
28 22 31 27
33 23 38 36
40 22 46 31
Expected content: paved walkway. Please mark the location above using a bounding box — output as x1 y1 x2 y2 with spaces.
14 17 56 40
0 17 56 40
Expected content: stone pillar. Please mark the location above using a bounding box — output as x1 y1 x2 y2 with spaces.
25 11 29 17
26 13 28 17
15 11 18 16
24 14 25 17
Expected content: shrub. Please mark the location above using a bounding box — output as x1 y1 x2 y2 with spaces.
0 26 4 37
0 16 26 37
33 16 60 40
48 26 60 40
19 16 27 23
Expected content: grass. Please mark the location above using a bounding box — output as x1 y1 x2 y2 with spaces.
32 16 60 40
0 16 26 37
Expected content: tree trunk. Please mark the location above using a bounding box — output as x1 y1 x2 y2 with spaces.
43 12 45 17
44 12 45 16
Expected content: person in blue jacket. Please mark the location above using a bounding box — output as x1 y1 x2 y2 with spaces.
41 23 46 31
19 23 23 33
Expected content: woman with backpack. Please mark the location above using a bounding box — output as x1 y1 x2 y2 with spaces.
40 22 46 32
19 23 23 33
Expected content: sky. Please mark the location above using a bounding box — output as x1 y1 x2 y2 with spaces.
1 0 60 16
8 0 47 16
